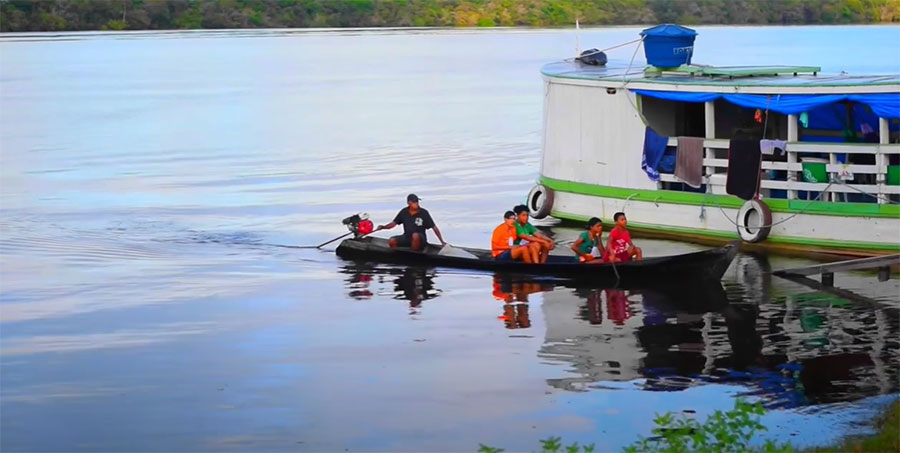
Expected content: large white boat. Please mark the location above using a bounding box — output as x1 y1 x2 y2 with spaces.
526 25 900 256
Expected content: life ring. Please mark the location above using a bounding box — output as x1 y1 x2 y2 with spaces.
736 199 772 243
527 184 554 219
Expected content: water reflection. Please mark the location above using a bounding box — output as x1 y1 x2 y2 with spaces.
340 263 440 313
339 253 898 408
492 276 549 330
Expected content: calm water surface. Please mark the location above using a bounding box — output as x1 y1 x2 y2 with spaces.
1 26 899 452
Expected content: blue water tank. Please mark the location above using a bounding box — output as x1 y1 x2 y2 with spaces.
640 24 697 68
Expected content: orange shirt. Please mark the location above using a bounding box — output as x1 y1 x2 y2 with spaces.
490 223 517 257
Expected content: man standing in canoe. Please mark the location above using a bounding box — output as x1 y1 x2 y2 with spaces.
377 194 446 252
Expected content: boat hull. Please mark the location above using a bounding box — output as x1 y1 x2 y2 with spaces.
335 237 738 286
545 186 900 257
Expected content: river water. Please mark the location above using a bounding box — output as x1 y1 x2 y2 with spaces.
1 26 899 452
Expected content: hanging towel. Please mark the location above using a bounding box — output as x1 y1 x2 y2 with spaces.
641 127 669 182
726 139 762 201
675 137 704 188
760 139 787 156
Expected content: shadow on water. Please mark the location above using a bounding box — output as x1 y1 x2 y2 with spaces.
340 252 899 409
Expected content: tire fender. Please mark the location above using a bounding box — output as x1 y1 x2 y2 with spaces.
736 199 772 243
527 184 554 219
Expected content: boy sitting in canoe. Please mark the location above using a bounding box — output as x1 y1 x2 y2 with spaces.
491 210 535 262
571 217 606 262
606 212 642 262
512 205 554 263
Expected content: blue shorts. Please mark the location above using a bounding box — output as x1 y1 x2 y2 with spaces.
494 250 513 261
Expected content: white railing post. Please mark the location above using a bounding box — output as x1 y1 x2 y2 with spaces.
828 152 837 202
878 117 889 204
787 114 799 199
704 101 715 186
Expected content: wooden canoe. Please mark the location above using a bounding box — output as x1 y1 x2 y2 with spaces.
335 237 739 285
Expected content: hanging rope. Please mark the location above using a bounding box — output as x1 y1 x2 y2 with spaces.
833 180 900 204
565 38 642 62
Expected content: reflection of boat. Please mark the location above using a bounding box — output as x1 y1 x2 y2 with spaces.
336 237 738 284
540 282 730 390
537 267 898 406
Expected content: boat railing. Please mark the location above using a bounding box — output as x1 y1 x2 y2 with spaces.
658 138 900 203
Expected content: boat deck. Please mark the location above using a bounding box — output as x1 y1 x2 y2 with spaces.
542 61 900 89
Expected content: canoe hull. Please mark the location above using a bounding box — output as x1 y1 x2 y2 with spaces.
335 237 739 285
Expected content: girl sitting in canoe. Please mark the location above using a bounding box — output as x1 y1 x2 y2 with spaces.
572 217 607 262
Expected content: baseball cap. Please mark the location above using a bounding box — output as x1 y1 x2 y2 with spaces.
407 193 421 202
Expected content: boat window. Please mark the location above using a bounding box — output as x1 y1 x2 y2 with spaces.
641 96 705 138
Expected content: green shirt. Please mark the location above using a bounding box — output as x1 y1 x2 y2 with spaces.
513 222 537 245
576 231 599 255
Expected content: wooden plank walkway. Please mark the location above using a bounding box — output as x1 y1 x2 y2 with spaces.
773 254 899 286
775 273 881 307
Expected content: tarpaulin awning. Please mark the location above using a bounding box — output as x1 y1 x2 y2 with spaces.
632 90 900 119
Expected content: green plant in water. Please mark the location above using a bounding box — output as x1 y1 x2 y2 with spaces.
623 399 793 453
478 437 595 453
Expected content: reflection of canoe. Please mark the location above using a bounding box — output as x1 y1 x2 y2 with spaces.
336 237 739 284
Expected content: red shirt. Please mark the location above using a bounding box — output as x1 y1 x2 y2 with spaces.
608 227 632 256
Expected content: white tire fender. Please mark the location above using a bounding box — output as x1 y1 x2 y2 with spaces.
736 199 772 243
527 184 554 219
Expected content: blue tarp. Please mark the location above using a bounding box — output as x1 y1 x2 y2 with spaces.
632 90 900 119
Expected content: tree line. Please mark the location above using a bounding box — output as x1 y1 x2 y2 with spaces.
2 0 899 32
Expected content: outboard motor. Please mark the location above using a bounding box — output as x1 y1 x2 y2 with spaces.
577 49 607 66
342 212 374 238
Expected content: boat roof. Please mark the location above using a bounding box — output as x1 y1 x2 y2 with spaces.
542 60 900 91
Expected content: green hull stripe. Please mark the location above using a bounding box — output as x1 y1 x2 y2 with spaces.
540 176 900 218
551 211 900 252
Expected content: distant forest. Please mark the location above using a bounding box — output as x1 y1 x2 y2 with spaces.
2 0 899 32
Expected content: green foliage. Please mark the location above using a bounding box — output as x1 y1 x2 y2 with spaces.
478 437 595 453
174 8 202 29
807 399 900 453
623 399 793 453
0 0 897 32
102 19 127 30
477 399 900 453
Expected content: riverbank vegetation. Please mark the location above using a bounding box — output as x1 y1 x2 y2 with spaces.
477 398 900 453
808 399 900 453
2 0 900 32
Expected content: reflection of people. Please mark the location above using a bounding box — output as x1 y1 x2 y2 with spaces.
513 205 554 263
491 210 535 262
605 289 631 325
606 212 642 262
493 275 545 329
586 289 603 325
394 267 437 310
502 303 531 329
572 217 606 262
377 194 445 252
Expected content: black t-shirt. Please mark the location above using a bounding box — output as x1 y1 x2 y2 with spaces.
394 207 434 237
